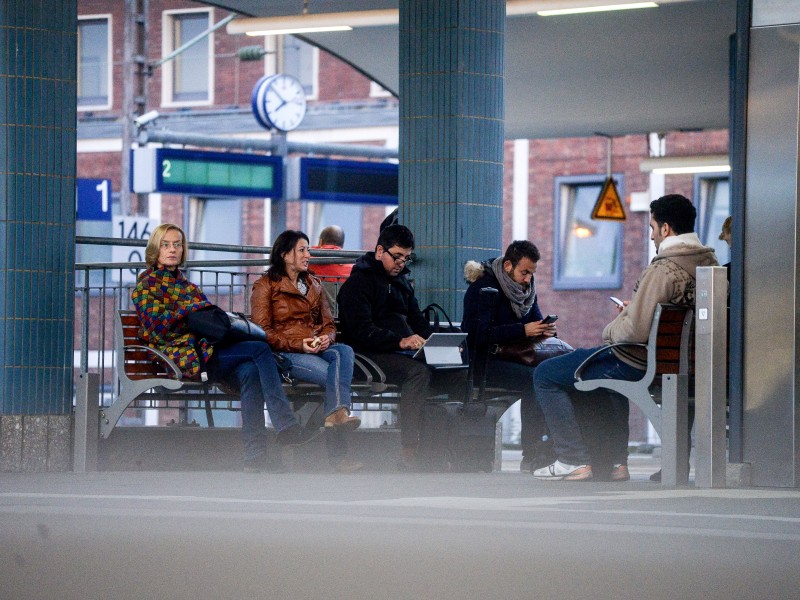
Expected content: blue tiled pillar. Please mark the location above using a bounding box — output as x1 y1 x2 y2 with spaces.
399 0 505 319
0 1 76 470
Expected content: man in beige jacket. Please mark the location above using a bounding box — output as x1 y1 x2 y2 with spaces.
532 194 718 481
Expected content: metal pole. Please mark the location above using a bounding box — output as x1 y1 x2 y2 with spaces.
694 265 728 488
73 373 99 472
661 373 690 486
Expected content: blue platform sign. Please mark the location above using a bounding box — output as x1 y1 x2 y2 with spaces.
76 178 112 221
300 158 398 205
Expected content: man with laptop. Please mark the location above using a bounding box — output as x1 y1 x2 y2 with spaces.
338 224 465 469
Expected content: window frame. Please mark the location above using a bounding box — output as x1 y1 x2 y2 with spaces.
77 14 113 111
553 173 625 290
161 7 214 108
280 35 319 100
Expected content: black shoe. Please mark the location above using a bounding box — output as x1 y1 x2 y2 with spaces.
275 424 320 447
650 469 662 482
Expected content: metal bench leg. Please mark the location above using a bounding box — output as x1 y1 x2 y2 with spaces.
661 374 689 486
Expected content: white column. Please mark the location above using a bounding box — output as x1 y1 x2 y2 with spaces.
512 139 529 241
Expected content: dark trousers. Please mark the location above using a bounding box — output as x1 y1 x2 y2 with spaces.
361 351 466 449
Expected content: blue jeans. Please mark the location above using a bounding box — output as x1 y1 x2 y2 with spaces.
278 344 355 417
212 341 297 461
533 346 644 466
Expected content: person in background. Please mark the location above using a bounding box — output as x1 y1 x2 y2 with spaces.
719 215 732 277
251 229 363 473
311 225 353 282
533 195 718 482
132 223 316 474
462 240 558 473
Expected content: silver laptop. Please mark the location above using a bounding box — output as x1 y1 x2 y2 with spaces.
413 332 468 367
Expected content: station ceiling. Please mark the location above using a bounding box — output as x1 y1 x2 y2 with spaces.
207 0 736 139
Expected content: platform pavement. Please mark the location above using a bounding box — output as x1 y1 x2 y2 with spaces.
2 458 798 600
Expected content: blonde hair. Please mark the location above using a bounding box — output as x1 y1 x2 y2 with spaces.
145 223 188 268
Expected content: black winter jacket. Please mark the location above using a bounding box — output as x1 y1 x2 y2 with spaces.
462 265 544 350
337 252 432 352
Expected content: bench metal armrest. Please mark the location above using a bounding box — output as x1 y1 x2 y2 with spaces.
126 344 184 380
573 343 647 382
353 353 388 393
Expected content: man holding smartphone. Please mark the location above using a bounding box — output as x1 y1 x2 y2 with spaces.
462 240 559 472
532 194 719 481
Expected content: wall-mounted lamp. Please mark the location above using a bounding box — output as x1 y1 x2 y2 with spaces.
639 154 730 175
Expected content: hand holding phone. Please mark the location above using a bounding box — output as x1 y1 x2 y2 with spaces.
541 314 558 325
609 296 624 308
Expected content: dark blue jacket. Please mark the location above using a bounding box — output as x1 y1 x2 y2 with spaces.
337 252 432 352
462 264 544 351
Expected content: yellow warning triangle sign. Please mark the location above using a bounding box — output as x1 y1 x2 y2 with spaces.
591 177 626 221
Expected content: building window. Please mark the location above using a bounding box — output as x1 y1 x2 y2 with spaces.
163 9 213 106
553 174 624 290
282 36 318 99
370 81 392 98
78 16 111 110
695 173 731 264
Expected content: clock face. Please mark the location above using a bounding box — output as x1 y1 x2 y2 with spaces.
261 74 307 132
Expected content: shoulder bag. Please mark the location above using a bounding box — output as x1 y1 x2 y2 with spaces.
489 335 574 367
187 305 267 345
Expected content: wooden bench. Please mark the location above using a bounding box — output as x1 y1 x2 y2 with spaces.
573 303 694 484
103 310 391 440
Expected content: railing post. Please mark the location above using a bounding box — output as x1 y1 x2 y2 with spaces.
694 265 728 488
73 373 99 472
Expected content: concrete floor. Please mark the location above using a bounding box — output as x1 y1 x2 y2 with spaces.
2 457 799 600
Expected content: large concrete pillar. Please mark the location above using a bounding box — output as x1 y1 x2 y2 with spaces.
399 0 505 319
742 0 800 487
0 1 76 471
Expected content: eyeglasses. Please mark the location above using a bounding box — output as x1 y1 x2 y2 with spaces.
160 241 183 250
386 251 413 265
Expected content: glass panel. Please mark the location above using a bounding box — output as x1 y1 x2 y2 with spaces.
562 183 621 279
283 36 316 96
172 13 209 102
701 178 731 264
78 19 109 106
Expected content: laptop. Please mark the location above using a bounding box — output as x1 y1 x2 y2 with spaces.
413 332 468 369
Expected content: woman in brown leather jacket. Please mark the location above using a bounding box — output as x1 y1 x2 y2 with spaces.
251 230 362 472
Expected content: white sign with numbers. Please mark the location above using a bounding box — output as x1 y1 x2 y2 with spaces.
112 217 158 283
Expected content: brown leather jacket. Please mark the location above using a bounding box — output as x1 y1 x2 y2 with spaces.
250 272 336 353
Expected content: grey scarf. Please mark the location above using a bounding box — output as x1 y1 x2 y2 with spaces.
491 257 536 319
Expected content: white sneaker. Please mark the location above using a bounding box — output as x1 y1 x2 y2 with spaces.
533 460 593 481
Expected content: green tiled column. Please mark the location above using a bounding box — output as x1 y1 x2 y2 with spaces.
399 0 505 319
0 1 76 471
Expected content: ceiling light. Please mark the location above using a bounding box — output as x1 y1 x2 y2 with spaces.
227 9 398 37
640 154 730 175
537 2 659 16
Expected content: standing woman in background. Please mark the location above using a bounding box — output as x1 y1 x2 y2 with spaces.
251 229 363 473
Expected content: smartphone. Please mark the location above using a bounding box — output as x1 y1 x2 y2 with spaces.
541 314 558 324
609 296 624 308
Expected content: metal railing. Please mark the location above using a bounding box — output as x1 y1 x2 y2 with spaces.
74 237 398 431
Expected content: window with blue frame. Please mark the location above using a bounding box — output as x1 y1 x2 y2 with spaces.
553 174 624 290
694 173 730 265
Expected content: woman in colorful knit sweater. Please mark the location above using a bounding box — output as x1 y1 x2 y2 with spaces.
132 223 315 473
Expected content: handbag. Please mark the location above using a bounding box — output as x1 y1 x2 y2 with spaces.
490 335 574 367
187 305 267 345
423 302 462 333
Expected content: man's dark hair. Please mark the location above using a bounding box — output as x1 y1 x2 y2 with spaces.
503 240 540 268
319 225 345 247
269 229 309 281
377 224 415 251
650 194 697 235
